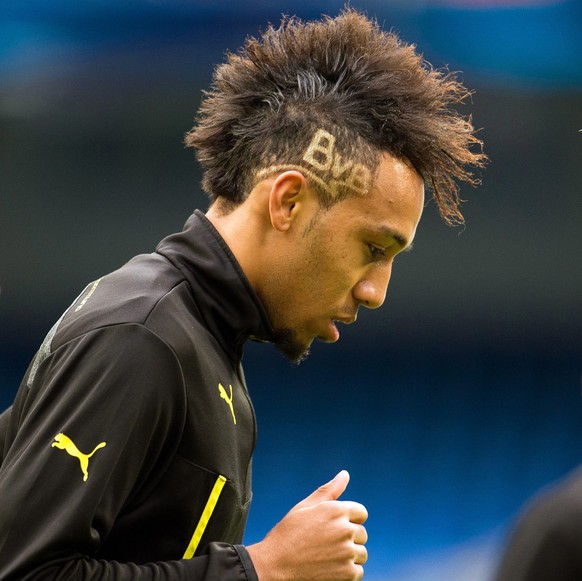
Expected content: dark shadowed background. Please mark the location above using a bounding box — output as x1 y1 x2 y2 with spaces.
1 1 581 579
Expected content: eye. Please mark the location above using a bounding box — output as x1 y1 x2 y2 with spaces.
368 244 387 259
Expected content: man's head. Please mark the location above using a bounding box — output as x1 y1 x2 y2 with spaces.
195 9 486 362
186 8 486 224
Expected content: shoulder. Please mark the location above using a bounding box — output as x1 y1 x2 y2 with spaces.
53 252 192 348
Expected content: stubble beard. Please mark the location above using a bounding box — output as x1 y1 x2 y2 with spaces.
272 327 311 366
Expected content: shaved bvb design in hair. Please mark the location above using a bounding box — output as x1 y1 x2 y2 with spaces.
255 129 374 201
185 8 487 225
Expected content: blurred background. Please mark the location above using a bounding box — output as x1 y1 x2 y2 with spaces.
1 0 581 579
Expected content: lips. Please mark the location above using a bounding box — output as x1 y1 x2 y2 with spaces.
325 320 340 342
333 313 357 325
321 315 356 343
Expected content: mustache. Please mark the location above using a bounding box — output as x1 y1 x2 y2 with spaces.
334 309 358 324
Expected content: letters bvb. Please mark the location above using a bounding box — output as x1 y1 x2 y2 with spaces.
256 129 372 198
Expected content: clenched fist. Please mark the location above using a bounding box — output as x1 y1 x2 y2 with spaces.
247 470 368 581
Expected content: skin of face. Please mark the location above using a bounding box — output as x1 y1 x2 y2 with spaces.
257 152 425 363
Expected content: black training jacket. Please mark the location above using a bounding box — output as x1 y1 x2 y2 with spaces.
0 211 274 580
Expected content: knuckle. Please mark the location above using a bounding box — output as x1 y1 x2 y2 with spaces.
354 502 368 522
325 500 346 517
346 562 364 581
355 523 368 544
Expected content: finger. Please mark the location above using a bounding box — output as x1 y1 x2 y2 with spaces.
343 500 368 524
296 470 350 508
347 558 366 581
353 543 368 566
353 523 368 545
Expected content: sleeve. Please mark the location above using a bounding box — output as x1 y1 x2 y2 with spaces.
0 324 258 581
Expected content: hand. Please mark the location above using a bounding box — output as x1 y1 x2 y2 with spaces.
247 470 368 581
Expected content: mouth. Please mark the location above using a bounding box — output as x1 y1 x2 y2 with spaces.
320 315 357 343
335 315 357 325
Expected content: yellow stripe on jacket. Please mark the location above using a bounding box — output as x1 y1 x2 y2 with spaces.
182 474 227 559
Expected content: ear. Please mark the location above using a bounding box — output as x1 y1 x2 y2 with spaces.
268 171 310 232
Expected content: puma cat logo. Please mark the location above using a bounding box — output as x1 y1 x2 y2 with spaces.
218 383 236 425
52 433 107 482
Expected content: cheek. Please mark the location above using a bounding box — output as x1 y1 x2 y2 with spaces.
301 234 358 301
310 258 356 300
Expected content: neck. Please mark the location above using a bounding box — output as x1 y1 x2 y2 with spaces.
205 190 272 290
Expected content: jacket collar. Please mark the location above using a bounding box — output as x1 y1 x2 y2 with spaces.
156 210 274 362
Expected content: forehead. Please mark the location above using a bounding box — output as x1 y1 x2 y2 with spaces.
329 153 425 248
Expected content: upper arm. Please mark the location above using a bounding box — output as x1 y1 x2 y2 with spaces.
0 324 186 576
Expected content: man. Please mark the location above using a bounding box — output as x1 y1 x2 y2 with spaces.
494 465 582 581
0 8 485 580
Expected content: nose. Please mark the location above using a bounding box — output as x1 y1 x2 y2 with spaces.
353 263 392 309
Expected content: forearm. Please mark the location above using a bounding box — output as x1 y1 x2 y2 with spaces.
2 543 256 581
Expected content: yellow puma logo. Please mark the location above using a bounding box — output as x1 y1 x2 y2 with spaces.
218 383 236 425
52 433 107 482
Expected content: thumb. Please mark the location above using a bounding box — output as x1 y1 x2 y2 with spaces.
295 470 350 509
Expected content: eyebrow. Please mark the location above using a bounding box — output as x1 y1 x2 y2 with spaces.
377 227 413 252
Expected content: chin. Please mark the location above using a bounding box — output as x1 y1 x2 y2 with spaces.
272 327 311 366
